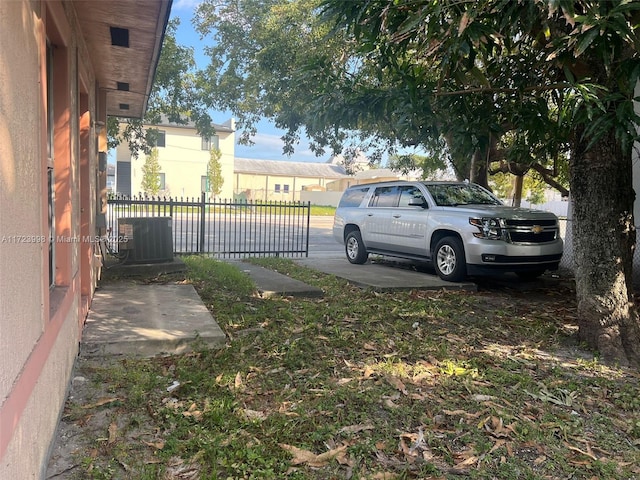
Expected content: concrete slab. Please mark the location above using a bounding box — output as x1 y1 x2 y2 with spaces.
294 257 477 292
81 283 226 357
103 257 187 277
229 261 324 298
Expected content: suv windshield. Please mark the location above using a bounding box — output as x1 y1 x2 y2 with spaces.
424 183 502 207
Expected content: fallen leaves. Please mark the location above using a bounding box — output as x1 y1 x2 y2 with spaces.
81 397 121 409
279 443 349 467
479 416 516 439
108 422 118 444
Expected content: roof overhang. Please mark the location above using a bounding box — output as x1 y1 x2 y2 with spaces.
73 0 172 119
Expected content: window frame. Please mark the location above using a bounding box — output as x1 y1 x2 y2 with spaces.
46 40 55 289
156 130 166 148
201 135 219 151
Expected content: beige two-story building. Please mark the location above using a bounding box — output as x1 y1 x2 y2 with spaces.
115 117 236 199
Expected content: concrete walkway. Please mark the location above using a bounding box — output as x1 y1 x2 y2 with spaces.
81 283 226 357
229 261 324 298
80 255 474 358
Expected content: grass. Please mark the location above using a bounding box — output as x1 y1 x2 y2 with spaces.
63 257 639 479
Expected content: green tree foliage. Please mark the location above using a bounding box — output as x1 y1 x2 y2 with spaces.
140 148 162 196
193 0 574 196
207 147 224 199
321 0 640 365
194 0 449 165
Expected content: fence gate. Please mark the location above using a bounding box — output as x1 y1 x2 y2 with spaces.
106 194 310 258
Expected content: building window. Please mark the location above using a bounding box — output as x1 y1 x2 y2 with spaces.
201 175 209 192
201 135 219 151
283 184 290 194
159 172 166 191
274 184 281 193
46 41 55 288
155 130 166 148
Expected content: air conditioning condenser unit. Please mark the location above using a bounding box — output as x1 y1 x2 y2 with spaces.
118 217 173 264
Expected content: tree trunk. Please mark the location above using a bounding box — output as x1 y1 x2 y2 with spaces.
570 128 640 366
512 175 523 207
470 149 490 189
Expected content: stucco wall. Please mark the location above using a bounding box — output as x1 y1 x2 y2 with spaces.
0 0 48 410
1 299 79 479
0 1 92 476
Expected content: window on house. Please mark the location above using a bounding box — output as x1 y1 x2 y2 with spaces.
201 175 209 192
46 41 55 288
283 185 290 193
159 173 166 191
275 184 281 193
155 130 166 147
201 135 220 151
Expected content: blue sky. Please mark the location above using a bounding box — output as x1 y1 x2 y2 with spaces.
170 0 324 163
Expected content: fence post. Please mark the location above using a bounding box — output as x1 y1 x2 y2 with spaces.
305 201 310 257
199 192 206 253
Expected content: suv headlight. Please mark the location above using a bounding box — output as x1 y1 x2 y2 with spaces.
470 217 504 240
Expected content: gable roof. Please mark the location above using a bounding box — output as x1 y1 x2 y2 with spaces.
235 158 347 178
154 115 235 133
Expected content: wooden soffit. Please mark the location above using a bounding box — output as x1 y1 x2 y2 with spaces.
73 0 172 118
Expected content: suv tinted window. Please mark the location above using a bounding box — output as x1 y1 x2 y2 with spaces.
338 187 370 208
398 185 425 207
369 186 399 207
425 183 502 206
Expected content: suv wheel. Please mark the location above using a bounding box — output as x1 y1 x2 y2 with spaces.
345 231 368 264
433 237 466 282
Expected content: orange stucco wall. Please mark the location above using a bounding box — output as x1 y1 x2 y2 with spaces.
0 1 99 476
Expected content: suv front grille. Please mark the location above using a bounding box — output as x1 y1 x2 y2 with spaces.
503 219 558 244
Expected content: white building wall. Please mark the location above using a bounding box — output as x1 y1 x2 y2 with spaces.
122 123 235 199
235 173 334 201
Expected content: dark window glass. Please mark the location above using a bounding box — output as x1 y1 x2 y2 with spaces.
338 187 370 208
156 130 166 148
369 186 398 207
398 185 425 207
46 41 55 288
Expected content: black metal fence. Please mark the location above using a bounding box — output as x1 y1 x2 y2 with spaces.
106 194 310 258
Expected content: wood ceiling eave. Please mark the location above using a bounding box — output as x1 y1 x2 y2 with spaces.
73 0 172 118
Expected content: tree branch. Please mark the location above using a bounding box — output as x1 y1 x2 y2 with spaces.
434 82 572 97
530 163 569 197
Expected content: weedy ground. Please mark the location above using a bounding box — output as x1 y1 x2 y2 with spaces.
48 256 639 479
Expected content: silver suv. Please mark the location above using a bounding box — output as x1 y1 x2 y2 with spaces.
332 181 563 281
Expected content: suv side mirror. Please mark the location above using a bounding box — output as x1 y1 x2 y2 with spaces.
408 197 428 208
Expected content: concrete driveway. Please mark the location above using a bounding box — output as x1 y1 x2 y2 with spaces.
294 255 477 292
